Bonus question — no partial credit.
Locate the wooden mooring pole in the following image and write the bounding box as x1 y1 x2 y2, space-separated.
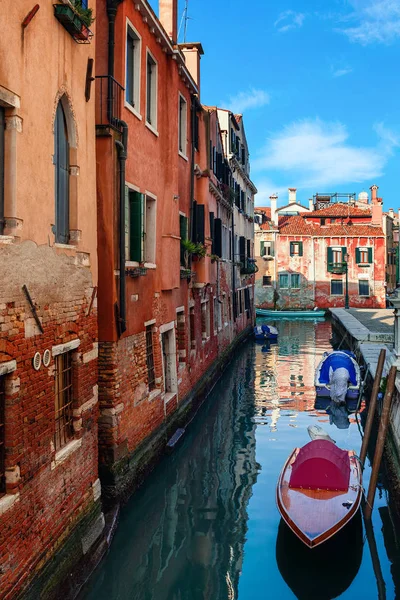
359 349 386 468
364 365 397 520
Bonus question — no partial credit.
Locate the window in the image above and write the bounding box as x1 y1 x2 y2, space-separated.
146 325 156 391
213 297 218 332
146 52 157 129
201 301 210 339
359 280 370 296
176 311 186 363
54 101 69 243
279 274 289 288
178 94 187 156
144 195 156 264
327 247 346 272
125 188 143 262
0 108 4 235
291 274 300 288
321 218 326 225
161 327 177 394
54 352 74 451
356 247 372 264
0 376 5 495
180 214 188 266
189 306 196 349
263 275 272 286
330 219 336 224
126 25 141 110
260 241 274 257
331 280 343 295
290 242 303 256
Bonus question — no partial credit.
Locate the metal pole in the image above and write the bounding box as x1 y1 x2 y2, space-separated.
345 261 349 309
364 365 397 520
359 348 386 468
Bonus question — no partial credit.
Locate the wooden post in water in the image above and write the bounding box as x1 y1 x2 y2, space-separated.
359 349 386 468
364 365 397 520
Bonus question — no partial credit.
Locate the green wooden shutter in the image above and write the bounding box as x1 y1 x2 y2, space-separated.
368 247 373 263
327 247 333 272
180 215 187 266
298 242 303 257
125 186 130 259
239 236 246 264
209 212 215 254
129 191 143 262
195 204 205 244
355 247 360 264
290 242 294 256
260 241 265 256
341 247 347 262
214 218 222 257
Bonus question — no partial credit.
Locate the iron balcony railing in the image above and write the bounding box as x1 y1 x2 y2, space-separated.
327 262 347 274
240 259 258 275
96 75 124 129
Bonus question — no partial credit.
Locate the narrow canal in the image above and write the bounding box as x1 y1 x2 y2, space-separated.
82 319 400 599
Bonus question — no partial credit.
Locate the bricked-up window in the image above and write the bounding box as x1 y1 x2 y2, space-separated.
146 326 156 391
0 376 5 495
176 311 186 363
201 301 210 340
189 306 196 349
54 352 74 451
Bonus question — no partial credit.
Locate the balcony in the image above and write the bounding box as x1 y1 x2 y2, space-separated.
327 262 347 274
53 4 93 43
240 260 258 275
96 75 124 130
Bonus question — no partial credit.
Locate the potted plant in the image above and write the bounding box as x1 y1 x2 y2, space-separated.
181 239 207 259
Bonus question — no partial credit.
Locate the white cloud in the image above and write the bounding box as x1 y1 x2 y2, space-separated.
332 66 353 77
338 0 400 44
252 118 399 194
274 10 305 33
254 180 287 207
224 88 270 114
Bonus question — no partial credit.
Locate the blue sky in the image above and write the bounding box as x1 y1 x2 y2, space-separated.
164 0 400 210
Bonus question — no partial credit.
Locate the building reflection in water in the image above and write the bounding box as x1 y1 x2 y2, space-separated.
83 346 259 600
254 319 332 430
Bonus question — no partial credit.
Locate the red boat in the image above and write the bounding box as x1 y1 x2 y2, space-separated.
276 439 362 548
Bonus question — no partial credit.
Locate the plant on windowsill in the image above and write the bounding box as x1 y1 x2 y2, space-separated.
53 1 94 43
248 216 254 223
181 239 207 259
209 254 220 264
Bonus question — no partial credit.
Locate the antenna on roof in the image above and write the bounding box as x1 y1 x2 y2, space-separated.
178 0 190 43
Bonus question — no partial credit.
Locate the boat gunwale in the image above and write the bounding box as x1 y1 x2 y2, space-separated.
276 447 363 548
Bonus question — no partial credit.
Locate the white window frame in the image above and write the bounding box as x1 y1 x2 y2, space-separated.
144 191 157 268
178 92 188 159
331 247 343 264
125 20 142 120
145 49 158 135
125 182 141 267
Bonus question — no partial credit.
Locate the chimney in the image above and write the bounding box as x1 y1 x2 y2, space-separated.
270 194 278 225
288 188 297 204
309 198 314 211
389 208 394 219
180 43 204 97
370 184 382 226
159 0 178 43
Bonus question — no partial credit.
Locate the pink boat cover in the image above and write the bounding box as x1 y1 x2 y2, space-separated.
289 440 350 491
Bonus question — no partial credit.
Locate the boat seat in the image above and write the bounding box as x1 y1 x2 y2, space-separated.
319 354 357 385
289 440 350 491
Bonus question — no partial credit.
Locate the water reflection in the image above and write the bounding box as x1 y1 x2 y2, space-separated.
83 347 259 600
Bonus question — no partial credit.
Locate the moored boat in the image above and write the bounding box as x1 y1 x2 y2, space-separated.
315 350 361 404
276 438 362 548
256 308 326 319
254 324 279 341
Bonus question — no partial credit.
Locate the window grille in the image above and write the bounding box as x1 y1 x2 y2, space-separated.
146 326 156 390
0 376 5 495
54 352 74 451
331 280 343 295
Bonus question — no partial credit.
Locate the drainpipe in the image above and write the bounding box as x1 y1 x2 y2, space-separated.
189 95 197 247
0 108 4 235
107 0 128 334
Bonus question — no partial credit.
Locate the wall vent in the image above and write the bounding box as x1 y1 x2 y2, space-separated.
43 349 51 368
33 352 41 371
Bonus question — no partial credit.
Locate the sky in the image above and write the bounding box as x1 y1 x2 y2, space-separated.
155 0 400 210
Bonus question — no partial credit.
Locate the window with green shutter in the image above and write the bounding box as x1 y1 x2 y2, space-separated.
291 274 300 288
290 241 303 256
128 190 144 262
260 241 265 256
180 214 188 266
356 247 373 264
279 273 289 288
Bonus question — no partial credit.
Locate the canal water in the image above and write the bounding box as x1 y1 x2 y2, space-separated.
82 319 400 599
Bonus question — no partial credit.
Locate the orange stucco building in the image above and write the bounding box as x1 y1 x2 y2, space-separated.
95 0 256 501
0 2 101 598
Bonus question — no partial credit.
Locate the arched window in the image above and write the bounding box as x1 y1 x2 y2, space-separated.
54 101 69 243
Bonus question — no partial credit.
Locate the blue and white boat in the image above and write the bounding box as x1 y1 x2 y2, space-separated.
254 324 279 341
315 350 361 405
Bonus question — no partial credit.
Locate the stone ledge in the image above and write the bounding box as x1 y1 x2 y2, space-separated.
51 439 82 470
0 360 17 376
52 339 80 357
0 492 20 516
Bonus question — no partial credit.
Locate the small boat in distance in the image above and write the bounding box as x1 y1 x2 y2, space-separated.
276 437 362 548
256 308 326 319
254 324 278 341
315 350 361 405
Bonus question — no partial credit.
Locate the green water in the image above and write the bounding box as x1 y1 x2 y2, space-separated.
82 320 400 599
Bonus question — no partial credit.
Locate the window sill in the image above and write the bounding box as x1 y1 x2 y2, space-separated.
164 392 176 404
145 122 159 137
51 438 82 470
54 243 75 250
0 235 14 245
126 261 140 267
0 492 20 516
357 263 371 267
124 101 142 121
149 389 161 402
178 151 188 162
144 262 156 269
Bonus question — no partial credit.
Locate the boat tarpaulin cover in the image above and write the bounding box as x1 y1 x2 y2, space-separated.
289 440 350 491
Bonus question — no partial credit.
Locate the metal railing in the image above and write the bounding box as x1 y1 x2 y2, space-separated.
240 259 258 275
327 262 347 274
96 75 124 129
